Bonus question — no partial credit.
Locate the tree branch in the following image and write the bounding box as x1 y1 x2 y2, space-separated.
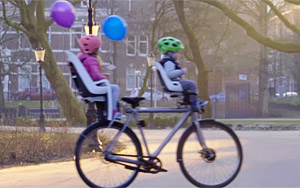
1 0 29 35
198 0 300 53
36 0 46 27
173 0 208 72
286 0 300 5
263 0 300 36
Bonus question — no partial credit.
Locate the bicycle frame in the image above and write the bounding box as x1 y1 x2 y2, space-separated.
105 106 208 165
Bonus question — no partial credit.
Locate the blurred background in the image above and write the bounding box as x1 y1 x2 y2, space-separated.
1 0 300 120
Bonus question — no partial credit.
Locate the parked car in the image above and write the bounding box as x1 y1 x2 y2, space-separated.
129 88 172 101
210 92 226 102
18 87 56 101
275 92 298 97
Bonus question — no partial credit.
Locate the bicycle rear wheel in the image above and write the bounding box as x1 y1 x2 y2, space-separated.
177 120 243 187
75 121 142 188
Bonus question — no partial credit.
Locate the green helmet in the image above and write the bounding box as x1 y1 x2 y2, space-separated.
158 37 184 53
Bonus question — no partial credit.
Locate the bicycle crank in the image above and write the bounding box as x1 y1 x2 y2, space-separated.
139 156 168 174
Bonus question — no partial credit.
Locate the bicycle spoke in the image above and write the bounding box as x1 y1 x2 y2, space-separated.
75 122 142 188
178 121 243 187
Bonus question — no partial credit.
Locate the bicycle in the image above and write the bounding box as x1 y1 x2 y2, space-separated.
74 96 243 188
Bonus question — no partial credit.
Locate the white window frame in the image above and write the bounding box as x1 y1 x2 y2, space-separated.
126 68 136 90
18 33 31 50
129 0 132 11
70 26 83 51
80 0 90 8
99 32 110 53
138 35 148 57
48 27 71 52
18 65 32 91
136 69 146 88
126 35 136 56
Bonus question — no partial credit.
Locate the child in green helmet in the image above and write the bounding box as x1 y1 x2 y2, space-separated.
158 37 208 112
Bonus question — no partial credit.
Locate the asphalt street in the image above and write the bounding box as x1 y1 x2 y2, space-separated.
0 130 300 188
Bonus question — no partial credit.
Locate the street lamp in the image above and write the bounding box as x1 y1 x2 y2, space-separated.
84 24 99 36
147 53 155 127
34 47 46 132
84 0 100 36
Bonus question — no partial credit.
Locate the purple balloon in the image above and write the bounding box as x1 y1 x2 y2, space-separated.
50 0 75 28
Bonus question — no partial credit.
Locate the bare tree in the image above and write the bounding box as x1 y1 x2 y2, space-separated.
0 7 36 107
194 0 300 116
1 0 86 125
197 0 300 52
137 0 172 97
173 0 212 117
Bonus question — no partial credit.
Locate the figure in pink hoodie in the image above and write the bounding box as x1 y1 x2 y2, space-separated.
78 35 122 118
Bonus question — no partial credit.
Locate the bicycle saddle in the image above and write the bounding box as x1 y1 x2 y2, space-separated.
122 97 145 108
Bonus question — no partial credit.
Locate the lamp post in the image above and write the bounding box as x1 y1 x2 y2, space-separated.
147 54 154 127
84 0 99 36
34 47 46 132
8 80 11 101
152 66 157 108
84 0 99 127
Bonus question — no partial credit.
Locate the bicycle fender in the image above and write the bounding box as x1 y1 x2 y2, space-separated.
197 119 216 124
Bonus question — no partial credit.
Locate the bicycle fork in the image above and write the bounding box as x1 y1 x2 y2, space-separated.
193 120 208 149
193 118 218 162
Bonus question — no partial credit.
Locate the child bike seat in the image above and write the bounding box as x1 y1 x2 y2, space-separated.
65 51 113 120
154 62 183 94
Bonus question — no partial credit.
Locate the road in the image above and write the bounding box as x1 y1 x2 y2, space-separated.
0 130 300 188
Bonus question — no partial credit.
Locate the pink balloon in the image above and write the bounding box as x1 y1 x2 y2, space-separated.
50 0 75 28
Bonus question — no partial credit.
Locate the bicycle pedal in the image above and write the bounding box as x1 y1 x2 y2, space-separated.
157 167 168 172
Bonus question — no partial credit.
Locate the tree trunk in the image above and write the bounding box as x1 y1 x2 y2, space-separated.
0 79 5 107
38 34 86 125
0 65 5 107
258 3 269 117
2 0 86 125
196 71 211 118
258 55 270 117
173 0 211 118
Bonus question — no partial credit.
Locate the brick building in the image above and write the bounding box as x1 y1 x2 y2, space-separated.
0 0 153 100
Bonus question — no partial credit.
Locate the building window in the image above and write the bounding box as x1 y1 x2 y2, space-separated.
135 70 146 88
126 35 136 56
40 70 50 89
18 65 31 91
126 68 146 90
100 32 110 53
70 26 83 51
80 0 87 7
51 34 66 50
138 35 148 56
19 33 31 50
126 68 136 90
2 33 19 49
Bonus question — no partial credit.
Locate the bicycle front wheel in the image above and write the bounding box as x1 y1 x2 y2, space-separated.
75 121 143 188
177 120 243 187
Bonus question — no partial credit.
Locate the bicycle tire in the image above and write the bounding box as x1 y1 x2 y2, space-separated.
177 120 243 187
75 121 143 188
